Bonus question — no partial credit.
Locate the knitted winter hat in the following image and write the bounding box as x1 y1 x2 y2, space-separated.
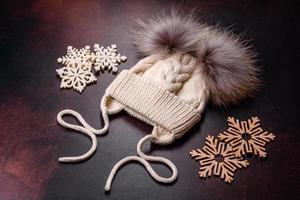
57 11 260 191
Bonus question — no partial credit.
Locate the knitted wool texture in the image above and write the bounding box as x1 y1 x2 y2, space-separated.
105 53 208 144
57 11 260 192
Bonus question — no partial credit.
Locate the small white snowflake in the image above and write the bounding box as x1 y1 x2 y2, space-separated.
57 45 94 69
93 44 127 73
56 62 97 93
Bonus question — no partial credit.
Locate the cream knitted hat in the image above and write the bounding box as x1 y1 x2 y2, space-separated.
57 11 260 191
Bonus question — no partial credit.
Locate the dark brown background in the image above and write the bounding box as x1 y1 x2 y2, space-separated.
0 0 299 199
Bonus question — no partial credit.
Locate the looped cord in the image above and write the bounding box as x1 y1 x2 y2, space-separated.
57 96 109 163
104 134 178 191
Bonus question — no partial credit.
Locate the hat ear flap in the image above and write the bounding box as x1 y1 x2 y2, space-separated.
196 28 261 107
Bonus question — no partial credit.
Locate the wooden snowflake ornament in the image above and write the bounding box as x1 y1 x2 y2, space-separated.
190 135 249 183
218 117 275 158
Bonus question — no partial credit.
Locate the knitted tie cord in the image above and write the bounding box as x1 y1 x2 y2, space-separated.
104 134 178 191
56 10 260 191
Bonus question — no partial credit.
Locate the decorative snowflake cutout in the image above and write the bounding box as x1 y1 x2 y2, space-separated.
56 43 127 92
56 62 97 93
190 135 249 183
57 45 94 68
93 44 127 73
218 117 275 158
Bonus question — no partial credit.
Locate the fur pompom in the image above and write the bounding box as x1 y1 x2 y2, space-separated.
134 11 261 106
196 28 261 106
134 10 203 55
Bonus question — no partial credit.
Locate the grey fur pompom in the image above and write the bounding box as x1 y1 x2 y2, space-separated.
134 10 203 55
134 11 261 106
196 28 261 106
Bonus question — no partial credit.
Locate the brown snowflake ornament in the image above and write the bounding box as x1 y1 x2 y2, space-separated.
218 117 275 158
190 135 249 183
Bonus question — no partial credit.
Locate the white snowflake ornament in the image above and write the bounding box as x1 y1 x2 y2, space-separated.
56 43 127 93
56 62 97 93
93 44 127 73
57 45 94 69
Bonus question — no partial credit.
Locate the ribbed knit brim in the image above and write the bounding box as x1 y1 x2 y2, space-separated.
105 70 201 144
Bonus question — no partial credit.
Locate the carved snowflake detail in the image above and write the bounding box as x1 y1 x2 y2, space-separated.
57 45 94 68
218 117 275 158
56 62 97 93
56 44 127 92
93 44 127 73
190 135 249 183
